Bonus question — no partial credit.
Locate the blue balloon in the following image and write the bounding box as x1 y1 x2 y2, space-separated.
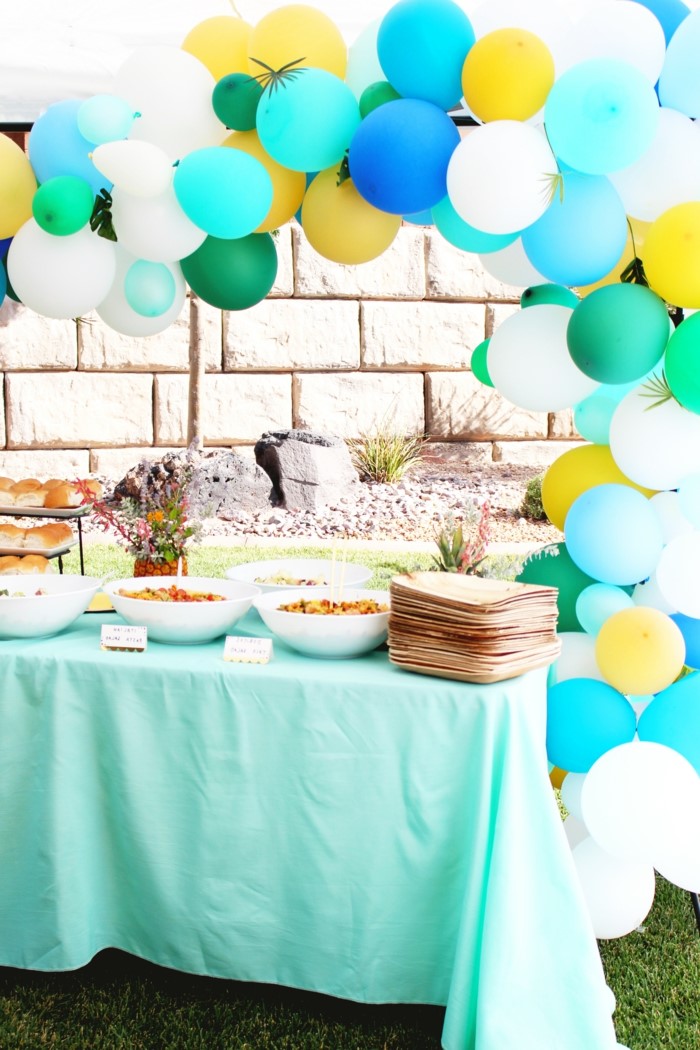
0 259 6 308
638 671 700 773
521 172 627 287
658 7 700 116
0 237 11 259
377 0 475 111
576 584 635 635
403 208 434 226
350 99 460 215
29 99 108 195
632 0 690 45
174 147 272 239
670 613 700 669
124 261 176 318
545 58 659 175
432 196 518 253
564 484 664 586
547 677 637 773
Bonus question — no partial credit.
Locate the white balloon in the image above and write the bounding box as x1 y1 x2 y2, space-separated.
632 573 677 616
488 304 599 411
110 186 207 262
478 238 548 288
550 632 607 684
655 834 700 893
115 46 225 160
609 108 700 222
656 533 700 618
565 1 666 84
581 740 700 864
7 220 116 320
609 385 700 490
91 140 173 198
96 245 186 337
561 770 587 820
446 121 556 235
564 812 589 849
571 836 656 939
470 0 576 75
650 490 696 544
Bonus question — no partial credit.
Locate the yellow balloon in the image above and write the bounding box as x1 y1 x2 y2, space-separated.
577 218 651 296
223 130 305 233
182 16 252 81
0 134 36 239
301 167 401 264
644 202 700 309
248 4 347 80
462 29 555 123
541 445 655 531
595 607 686 696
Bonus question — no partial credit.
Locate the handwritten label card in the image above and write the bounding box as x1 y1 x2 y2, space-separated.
223 635 273 664
100 624 148 652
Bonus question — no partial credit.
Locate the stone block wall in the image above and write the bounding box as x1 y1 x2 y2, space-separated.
0 222 578 480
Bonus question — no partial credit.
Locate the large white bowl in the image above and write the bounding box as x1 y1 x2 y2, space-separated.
103 576 261 645
0 574 102 639
226 558 373 594
254 587 390 659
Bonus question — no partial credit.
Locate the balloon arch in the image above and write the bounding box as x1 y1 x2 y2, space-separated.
2 0 700 939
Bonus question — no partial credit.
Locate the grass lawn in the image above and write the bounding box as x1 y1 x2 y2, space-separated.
2 544 697 1049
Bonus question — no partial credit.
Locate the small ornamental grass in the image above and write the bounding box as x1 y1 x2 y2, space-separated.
347 430 427 484
519 474 547 521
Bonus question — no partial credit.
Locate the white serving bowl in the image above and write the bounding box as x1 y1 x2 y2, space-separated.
226 557 373 594
254 587 390 659
103 576 260 645
0 574 103 639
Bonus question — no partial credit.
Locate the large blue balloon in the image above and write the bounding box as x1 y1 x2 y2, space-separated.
564 484 664 586
638 671 700 773
349 99 460 215
174 147 272 239
432 196 518 253
547 677 637 773
670 613 700 669
544 58 659 175
377 0 475 111
521 172 627 287
29 100 108 195
632 0 690 45
658 7 700 117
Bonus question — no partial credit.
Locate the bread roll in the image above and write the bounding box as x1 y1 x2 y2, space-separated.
0 490 17 506
43 482 83 509
42 478 67 490
0 555 22 574
0 524 26 547
0 477 15 491
10 479 42 494
17 554 53 574
80 478 104 501
12 489 47 508
24 523 73 549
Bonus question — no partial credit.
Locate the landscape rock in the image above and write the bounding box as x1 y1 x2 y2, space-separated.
254 429 360 511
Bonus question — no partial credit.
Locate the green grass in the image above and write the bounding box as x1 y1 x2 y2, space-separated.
8 543 699 1048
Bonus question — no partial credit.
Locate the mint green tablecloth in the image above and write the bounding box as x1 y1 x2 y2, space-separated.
0 613 617 1050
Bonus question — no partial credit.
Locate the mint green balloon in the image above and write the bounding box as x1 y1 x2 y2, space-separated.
124 261 176 318
471 339 493 387
521 284 579 309
32 176 94 236
666 311 700 414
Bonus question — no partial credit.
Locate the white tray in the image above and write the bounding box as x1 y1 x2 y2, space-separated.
0 505 91 518
0 538 78 559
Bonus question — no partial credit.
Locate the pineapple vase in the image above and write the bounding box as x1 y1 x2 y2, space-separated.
133 558 188 578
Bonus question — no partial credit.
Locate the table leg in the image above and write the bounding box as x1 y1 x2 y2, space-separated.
77 517 85 575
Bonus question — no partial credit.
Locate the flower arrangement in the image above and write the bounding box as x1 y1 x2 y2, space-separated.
432 499 491 574
75 468 202 570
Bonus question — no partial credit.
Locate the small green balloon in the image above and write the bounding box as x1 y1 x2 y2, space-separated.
181 233 278 311
521 284 579 309
665 311 700 414
471 339 494 387
32 175 94 236
212 73 264 131
516 543 595 633
566 282 669 384
359 80 402 118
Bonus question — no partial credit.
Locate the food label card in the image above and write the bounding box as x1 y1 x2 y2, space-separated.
223 635 273 664
100 624 148 652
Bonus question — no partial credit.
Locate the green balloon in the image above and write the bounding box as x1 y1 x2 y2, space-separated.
521 284 580 309
516 543 595 633
471 339 494 387
181 233 278 311
212 74 264 131
359 81 402 118
566 283 669 384
32 175 94 236
665 311 700 414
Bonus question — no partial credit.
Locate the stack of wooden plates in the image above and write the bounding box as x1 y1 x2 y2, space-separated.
388 572 561 684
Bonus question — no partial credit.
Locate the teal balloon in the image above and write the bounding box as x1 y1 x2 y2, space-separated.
516 543 596 633
573 391 618 444
567 283 670 384
29 99 107 195
0 259 6 307
638 671 700 774
77 94 135 144
212 74 263 131
432 196 518 253
256 69 360 173
665 311 700 413
547 677 637 772
521 172 627 287
124 261 177 318
32 176 94 236
575 583 634 635
403 208 434 226
181 233 277 311
377 0 475 111
173 146 272 239
471 340 493 387
544 58 659 175
521 284 579 310
359 80 401 118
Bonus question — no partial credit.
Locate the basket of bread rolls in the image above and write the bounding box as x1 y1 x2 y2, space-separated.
0 521 75 554
0 477 103 510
